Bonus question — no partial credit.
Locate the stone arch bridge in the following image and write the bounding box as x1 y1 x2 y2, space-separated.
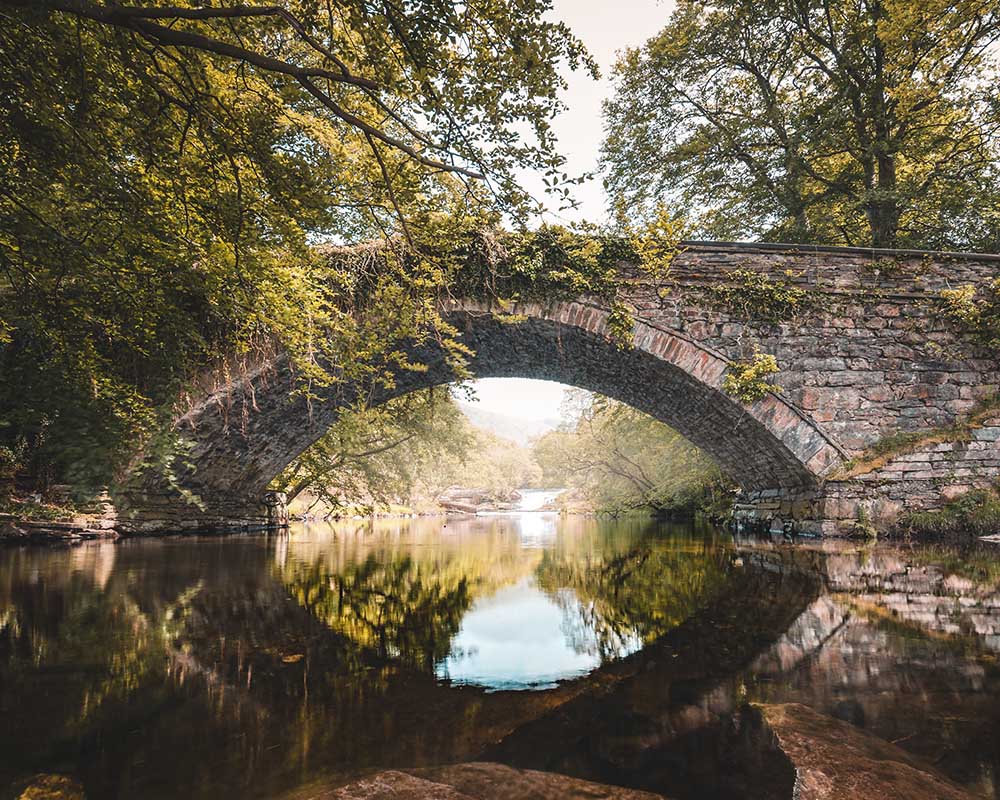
120 242 1000 535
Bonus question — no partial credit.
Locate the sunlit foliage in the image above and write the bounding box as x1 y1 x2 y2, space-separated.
0 0 592 493
533 391 731 514
603 0 1000 248
937 280 1000 352
272 387 472 515
271 387 542 516
722 350 781 403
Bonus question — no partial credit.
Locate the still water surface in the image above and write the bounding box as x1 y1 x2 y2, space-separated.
2 511 1000 798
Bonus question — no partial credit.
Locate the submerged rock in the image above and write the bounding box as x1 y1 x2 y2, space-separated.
756 703 977 800
15 774 86 800
410 763 664 799
288 762 666 799
321 770 470 799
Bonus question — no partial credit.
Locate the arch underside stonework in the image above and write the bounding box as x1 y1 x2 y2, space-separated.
117 300 847 533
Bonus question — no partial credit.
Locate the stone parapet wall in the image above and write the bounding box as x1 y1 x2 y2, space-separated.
671 241 1000 289
628 244 1000 454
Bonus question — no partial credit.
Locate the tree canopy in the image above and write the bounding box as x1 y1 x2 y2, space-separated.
533 391 731 515
272 387 470 515
273 386 544 518
0 0 593 492
603 0 1000 249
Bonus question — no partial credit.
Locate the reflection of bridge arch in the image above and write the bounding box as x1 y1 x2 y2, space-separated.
262 518 823 771
120 242 1000 533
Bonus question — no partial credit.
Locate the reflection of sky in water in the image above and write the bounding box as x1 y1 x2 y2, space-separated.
471 509 558 547
436 576 642 690
476 491 564 548
513 511 559 548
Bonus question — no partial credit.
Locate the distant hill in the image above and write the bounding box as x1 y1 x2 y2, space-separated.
456 401 560 446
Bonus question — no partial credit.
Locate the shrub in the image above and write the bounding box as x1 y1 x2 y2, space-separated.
898 486 1000 537
706 268 813 323
722 351 781 403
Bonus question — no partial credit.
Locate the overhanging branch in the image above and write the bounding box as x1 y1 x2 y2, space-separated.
31 0 487 181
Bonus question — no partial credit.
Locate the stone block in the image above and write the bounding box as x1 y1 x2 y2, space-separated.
826 371 887 387
863 386 895 402
802 357 847 370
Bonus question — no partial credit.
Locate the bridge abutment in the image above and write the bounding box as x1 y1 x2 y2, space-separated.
115 489 281 534
732 411 1000 534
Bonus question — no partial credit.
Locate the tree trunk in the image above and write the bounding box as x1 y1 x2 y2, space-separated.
867 152 899 248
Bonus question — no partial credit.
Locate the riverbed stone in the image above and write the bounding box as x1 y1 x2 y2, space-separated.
321 771 472 799
410 763 665 799
15 775 86 800
291 764 667 800
756 703 977 800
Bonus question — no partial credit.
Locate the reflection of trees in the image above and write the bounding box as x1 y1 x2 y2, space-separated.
1 585 198 716
279 519 544 672
282 516 736 671
284 555 472 671
0 520 743 799
0 536 569 799
536 531 733 661
0 565 201 791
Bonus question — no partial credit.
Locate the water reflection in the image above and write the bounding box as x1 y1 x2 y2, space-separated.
275 515 732 685
438 577 640 690
1 520 1000 799
510 510 558 548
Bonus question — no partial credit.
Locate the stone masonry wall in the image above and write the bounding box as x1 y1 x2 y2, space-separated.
629 243 1000 452
626 243 1000 533
818 416 1000 529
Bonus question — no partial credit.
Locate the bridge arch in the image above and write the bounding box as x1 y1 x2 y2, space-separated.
119 298 847 532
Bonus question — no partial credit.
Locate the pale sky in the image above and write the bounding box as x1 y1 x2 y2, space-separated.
462 377 568 422
521 0 675 226
469 0 673 424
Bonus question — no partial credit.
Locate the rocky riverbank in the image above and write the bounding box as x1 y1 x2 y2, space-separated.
0 517 116 543
0 490 117 543
436 487 526 514
273 703 976 800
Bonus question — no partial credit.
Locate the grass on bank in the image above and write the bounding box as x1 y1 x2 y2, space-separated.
0 493 79 522
896 485 1000 538
831 395 1000 480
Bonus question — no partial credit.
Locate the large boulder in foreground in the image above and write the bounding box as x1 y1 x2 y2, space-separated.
756 703 976 800
283 705 977 800
288 762 665 799
408 763 662 799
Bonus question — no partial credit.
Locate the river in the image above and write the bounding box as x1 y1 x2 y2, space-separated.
2 512 1000 798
